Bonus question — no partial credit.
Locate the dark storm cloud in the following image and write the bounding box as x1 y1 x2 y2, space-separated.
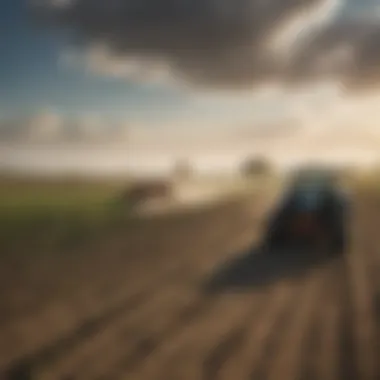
31 0 380 90
286 17 380 89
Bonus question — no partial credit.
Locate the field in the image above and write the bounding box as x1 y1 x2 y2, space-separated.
0 176 379 380
0 176 133 253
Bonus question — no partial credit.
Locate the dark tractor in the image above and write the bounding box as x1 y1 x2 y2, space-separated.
263 168 350 255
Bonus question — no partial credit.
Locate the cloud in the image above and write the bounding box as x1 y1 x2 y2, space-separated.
286 17 380 88
74 115 131 142
0 110 132 145
35 0 380 91
0 120 24 142
25 109 63 142
76 114 106 140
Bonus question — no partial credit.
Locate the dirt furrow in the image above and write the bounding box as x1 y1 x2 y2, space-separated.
262 265 329 380
117 294 261 380
347 209 377 380
1 201 260 379
216 278 301 380
0 201 255 375
88 242 262 378
34 287 201 380
313 262 344 380
201 294 267 380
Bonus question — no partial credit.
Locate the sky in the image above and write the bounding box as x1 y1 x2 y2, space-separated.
2 0 380 175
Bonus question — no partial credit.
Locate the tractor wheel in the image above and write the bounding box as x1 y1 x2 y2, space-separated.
329 224 346 256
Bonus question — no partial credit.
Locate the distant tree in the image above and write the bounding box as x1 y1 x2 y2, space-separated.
173 159 193 181
240 156 272 178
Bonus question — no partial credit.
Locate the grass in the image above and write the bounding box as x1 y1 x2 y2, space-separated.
0 176 133 252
